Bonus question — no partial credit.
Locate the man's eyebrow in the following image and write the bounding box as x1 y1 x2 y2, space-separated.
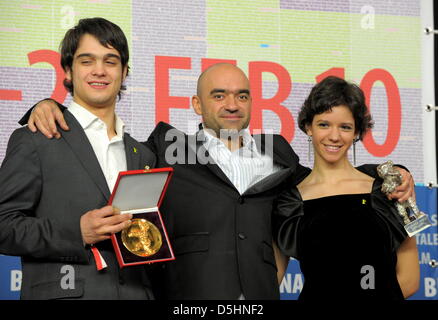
104 53 121 60
209 88 250 95
75 53 94 59
75 53 121 60
210 88 226 95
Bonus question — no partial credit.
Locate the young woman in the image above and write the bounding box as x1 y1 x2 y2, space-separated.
274 76 419 300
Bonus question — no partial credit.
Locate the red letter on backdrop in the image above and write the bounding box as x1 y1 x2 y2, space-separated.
201 58 236 71
248 61 294 142
155 56 191 124
360 68 401 157
28 50 67 103
0 89 22 101
316 67 345 83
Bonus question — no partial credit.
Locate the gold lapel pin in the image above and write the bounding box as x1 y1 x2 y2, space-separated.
133 147 138 153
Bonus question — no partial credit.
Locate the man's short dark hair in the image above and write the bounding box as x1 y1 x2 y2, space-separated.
60 17 129 97
298 76 374 140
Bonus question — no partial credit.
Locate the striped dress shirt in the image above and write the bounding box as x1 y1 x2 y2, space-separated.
202 126 283 195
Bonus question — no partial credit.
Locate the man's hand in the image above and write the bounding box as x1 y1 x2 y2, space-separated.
80 206 132 245
28 99 69 139
387 167 415 203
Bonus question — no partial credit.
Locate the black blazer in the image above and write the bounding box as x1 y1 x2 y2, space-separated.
1 109 156 299
145 122 309 300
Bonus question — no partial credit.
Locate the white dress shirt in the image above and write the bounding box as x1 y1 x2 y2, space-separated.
68 101 127 192
202 126 283 194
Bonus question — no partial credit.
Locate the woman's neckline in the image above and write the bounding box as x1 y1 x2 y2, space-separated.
302 192 371 202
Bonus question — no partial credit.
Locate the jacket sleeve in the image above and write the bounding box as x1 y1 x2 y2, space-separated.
143 121 173 154
143 121 185 159
18 98 66 126
292 163 311 185
0 129 88 262
143 125 160 155
370 180 408 252
356 163 410 178
272 186 305 259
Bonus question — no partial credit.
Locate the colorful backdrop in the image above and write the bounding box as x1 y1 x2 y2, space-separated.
0 0 436 300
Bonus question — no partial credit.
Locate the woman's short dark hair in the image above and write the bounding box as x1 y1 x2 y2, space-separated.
297 76 373 140
60 17 129 97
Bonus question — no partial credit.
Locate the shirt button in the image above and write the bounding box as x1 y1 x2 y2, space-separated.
238 233 246 240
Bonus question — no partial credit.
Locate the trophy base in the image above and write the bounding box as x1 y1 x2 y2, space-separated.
404 213 432 237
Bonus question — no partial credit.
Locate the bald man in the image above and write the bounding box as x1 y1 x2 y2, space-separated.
20 63 414 300
147 64 306 300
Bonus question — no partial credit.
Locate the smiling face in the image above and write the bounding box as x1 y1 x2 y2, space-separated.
306 105 356 165
192 64 252 137
65 33 127 111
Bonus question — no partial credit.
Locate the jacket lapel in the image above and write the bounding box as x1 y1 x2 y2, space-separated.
62 111 111 201
243 168 292 195
188 129 297 194
124 133 141 170
242 134 296 195
188 131 236 190
253 134 297 169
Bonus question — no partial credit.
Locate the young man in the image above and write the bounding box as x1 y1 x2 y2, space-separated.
20 64 414 300
0 18 155 299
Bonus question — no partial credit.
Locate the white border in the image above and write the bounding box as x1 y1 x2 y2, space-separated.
421 0 437 186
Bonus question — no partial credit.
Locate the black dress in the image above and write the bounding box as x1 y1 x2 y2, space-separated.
273 179 408 301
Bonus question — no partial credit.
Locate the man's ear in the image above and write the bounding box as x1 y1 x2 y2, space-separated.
65 68 72 81
122 65 128 81
192 95 202 116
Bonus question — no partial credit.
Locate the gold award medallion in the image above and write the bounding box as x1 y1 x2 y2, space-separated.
121 218 162 257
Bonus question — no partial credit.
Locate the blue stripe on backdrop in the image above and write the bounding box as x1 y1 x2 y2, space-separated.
408 186 438 300
0 255 21 300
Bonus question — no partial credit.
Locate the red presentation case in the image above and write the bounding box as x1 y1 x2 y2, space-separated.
109 167 175 268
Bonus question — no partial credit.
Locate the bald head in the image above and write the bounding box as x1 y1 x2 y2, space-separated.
196 63 250 97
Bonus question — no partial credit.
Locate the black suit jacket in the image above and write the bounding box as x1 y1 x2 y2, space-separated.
0 109 156 299
145 122 310 300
